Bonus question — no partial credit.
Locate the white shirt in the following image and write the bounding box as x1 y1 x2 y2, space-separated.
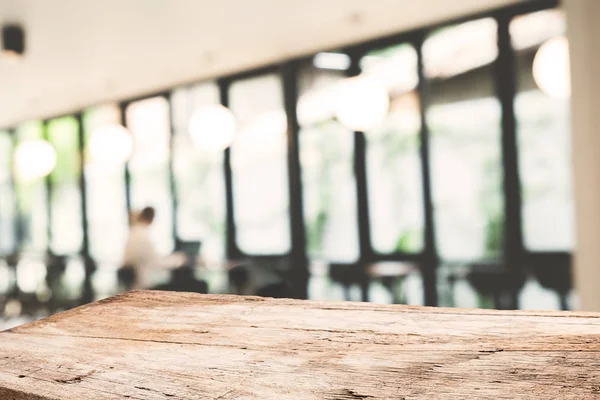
122 223 160 289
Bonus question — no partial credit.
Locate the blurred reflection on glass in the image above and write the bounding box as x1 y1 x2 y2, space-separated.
0 259 14 294
15 121 48 253
91 263 119 300
47 117 83 255
126 97 174 255
229 74 291 254
60 257 85 300
511 10 574 251
16 259 46 293
0 131 16 255
424 18 504 260
360 44 424 254
298 60 359 261
171 83 226 262
83 105 129 264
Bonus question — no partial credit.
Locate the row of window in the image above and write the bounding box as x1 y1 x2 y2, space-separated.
0 7 572 270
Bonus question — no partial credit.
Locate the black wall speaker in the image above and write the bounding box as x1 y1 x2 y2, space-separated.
2 24 25 56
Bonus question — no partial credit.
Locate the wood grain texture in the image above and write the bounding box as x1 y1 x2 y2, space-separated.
1 290 600 399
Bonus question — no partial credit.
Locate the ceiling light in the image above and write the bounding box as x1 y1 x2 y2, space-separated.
88 124 134 165
533 36 570 99
14 139 57 181
188 105 236 152
334 77 389 132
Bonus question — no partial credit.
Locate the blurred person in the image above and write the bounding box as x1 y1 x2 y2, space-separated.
120 206 185 290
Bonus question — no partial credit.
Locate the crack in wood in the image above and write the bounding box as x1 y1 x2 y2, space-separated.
134 385 177 397
54 369 96 384
212 376 249 399
480 348 505 353
213 387 238 399
326 388 377 399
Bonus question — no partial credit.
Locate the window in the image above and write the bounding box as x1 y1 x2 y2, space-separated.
360 44 424 254
0 131 16 255
229 74 291 254
83 105 129 263
15 121 48 254
298 59 359 261
511 10 573 251
424 19 504 261
127 97 174 255
171 83 226 262
47 116 83 255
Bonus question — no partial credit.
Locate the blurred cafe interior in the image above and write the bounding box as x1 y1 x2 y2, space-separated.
2 0 600 328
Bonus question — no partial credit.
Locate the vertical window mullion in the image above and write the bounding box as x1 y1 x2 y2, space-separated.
495 13 524 309
282 62 309 299
219 80 241 260
416 34 439 307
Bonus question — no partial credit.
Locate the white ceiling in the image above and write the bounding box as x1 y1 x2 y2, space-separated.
0 0 527 128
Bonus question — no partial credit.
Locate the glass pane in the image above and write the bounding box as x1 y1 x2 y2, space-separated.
510 10 574 251
424 18 504 261
0 131 16 255
91 263 119 300
229 74 291 254
126 97 174 255
47 117 83 255
360 44 424 254
172 83 226 262
297 61 359 262
15 121 48 254
83 105 128 263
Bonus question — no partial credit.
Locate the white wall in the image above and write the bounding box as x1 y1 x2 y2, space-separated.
566 0 600 311
0 0 525 128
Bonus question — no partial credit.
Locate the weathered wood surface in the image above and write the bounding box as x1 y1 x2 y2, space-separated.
1 291 600 399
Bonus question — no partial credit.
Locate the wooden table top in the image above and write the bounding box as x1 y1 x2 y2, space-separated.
1 290 600 399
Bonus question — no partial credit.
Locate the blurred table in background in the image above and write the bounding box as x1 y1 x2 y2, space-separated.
329 261 416 302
